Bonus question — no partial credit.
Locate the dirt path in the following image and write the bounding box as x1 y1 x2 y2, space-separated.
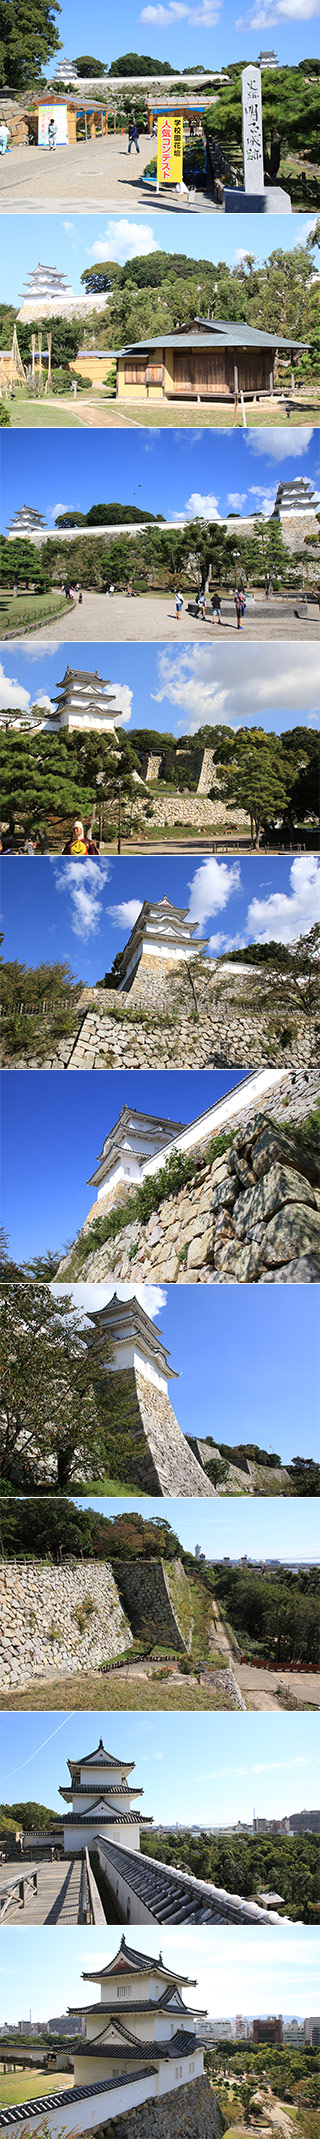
22 590 320 645
0 139 210 213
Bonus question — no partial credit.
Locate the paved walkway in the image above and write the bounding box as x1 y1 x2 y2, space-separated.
0 1855 86 1924
0 139 212 213
22 591 320 644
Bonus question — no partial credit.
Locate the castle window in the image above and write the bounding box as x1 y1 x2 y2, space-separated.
124 363 146 384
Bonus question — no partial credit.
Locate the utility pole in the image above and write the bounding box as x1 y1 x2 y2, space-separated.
117 780 122 855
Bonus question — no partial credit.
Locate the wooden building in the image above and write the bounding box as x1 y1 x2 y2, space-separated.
113 314 308 405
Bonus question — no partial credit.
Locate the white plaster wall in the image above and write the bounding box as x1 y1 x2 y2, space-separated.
105 1338 168 1393
140 1068 283 1181
3 2070 157 2139
65 1819 141 1855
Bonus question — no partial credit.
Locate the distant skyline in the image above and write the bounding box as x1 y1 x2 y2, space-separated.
1 429 318 535
73 1493 320 1562
52 1281 318 1461
3 854 319 973
1 1067 249 1261
1 1710 319 1826
3 210 316 308
1 641 319 735
1 1924 319 2027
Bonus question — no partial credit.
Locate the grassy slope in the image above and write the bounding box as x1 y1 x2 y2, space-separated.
1 1670 233 1711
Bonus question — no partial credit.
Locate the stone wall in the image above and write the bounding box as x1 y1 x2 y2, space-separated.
278 511 319 554
115 1557 193 1652
0 1561 132 1692
60 1070 320 1288
18 957 317 1074
93 1365 215 1496
197 749 220 796
189 1437 291 1496
101 2074 224 2139
132 792 248 831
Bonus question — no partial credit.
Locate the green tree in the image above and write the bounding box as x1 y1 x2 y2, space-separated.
0 1279 110 1489
210 727 290 847
0 0 61 91
73 53 107 74
108 50 175 75
0 957 83 1062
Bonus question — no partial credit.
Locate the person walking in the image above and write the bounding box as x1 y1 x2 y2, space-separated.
128 119 139 154
234 587 243 631
197 590 206 621
48 117 58 150
175 590 184 620
0 120 10 154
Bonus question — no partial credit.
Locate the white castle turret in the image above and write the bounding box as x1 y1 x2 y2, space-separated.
18 260 108 322
7 504 48 541
59 1737 152 1857
50 664 127 734
115 896 208 994
88 1104 184 1209
84 1291 218 1497
70 1936 206 2094
86 1292 178 1395
273 477 318 517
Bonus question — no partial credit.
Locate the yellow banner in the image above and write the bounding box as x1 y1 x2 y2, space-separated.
157 113 183 184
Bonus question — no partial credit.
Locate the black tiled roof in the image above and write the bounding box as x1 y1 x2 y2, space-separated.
94 1837 279 1923
0 2070 156 2125
82 1933 197 1985
75 2029 200 2062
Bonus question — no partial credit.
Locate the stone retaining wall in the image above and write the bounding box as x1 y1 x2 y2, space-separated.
115 1557 192 1652
60 1071 320 1288
133 1369 216 1496
132 792 248 830
190 1436 291 1496
0 1561 132 1692
16 960 317 1074
101 2074 224 2139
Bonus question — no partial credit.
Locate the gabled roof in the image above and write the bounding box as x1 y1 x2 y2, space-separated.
70 1988 205 2018
113 313 308 357
81 1934 198 1986
67 1738 135 1774
86 1291 178 1379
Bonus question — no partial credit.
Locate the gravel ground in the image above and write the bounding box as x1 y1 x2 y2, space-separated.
0 138 211 212
20 591 320 644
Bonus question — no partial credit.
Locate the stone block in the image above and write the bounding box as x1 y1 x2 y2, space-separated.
262 1202 320 1269
224 186 292 212
260 1253 320 1282
187 1227 213 1269
233 1161 317 1240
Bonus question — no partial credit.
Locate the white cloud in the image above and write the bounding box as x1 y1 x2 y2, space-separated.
87 218 159 264
141 0 220 18
154 643 320 733
109 681 133 725
107 899 142 931
248 426 314 461
188 857 241 933
246 854 320 947
53 859 112 940
170 491 220 525
52 1281 167 1320
63 219 76 233
0 663 31 714
237 0 319 23
227 492 247 511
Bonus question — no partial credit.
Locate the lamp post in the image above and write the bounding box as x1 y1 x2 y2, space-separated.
233 547 240 588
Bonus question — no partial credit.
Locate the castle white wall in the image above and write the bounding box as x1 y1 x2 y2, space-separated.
72 2050 203 2094
104 1337 168 1394
139 1068 283 1181
64 1819 141 1855
2 2070 158 2139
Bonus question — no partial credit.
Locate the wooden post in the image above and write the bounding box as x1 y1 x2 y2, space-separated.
38 329 42 383
269 366 273 395
233 357 238 394
31 333 36 382
47 332 52 386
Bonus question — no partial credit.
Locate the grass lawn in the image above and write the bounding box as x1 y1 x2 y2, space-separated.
0 591 70 634
1 1669 233 1711
71 1476 147 1496
8 392 85 428
0 2073 74 2107
111 395 320 430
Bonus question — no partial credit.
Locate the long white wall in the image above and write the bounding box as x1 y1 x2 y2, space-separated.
139 1069 284 1181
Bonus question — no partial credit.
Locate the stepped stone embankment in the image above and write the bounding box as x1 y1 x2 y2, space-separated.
100 2074 224 2139
0 1561 132 1692
58 1071 320 1289
102 1367 216 1496
186 1436 291 1495
5 954 317 1073
116 1557 193 1653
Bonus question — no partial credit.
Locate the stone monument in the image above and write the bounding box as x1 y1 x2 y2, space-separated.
224 63 291 213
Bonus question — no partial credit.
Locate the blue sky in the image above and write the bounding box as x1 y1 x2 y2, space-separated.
3 854 319 976
1 1924 319 2028
3 210 315 308
49 1281 319 1460
1 641 319 734
72 1493 320 1559
45 0 320 76
1 1067 247 1260
1 1710 319 1825
1 428 318 533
